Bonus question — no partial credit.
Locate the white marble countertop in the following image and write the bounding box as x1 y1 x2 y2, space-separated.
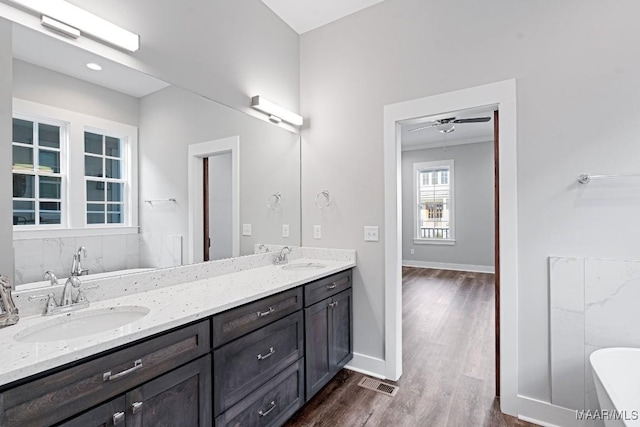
0 256 355 387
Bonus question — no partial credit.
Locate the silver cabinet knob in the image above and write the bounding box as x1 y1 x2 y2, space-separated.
113 411 125 425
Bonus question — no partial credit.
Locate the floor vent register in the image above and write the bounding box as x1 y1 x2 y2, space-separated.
357 377 399 397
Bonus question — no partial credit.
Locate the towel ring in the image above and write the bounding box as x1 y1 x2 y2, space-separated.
267 192 282 210
315 190 332 209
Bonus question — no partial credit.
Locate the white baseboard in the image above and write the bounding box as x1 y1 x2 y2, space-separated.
345 353 386 379
402 259 495 274
518 395 585 427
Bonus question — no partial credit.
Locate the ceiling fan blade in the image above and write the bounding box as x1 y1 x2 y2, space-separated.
452 117 491 124
408 122 440 132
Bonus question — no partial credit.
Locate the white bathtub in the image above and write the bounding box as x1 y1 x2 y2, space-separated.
590 348 640 427
19 268 155 291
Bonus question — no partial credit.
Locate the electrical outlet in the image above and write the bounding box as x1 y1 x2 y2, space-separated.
410 249 415 255
364 226 379 242
242 224 252 236
313 225 322 239
282 224 290 238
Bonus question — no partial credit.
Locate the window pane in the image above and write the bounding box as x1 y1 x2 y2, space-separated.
39 149 61 173
417 166 451 239
105 137 121 158
107 183 123 202
87 203 105 224
85 132 103 155
13 201 35 225
39 123 60 149
40 176 62 199
105 158 121 179
107 204 123 224
13 118 33 145
85 155 103 177
87 181 105 202
13 174 34 198
40 202 61 224
13 146 34 171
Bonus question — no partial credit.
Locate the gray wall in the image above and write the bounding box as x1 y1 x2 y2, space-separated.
12 60 139 125
300 0 640 404
0 19 13 280
401 142 494 268
208 153 233 260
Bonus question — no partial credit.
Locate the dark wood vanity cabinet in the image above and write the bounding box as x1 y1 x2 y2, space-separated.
0 320 211 427
57 355 212 427
304 270 353 401
0 268 353 427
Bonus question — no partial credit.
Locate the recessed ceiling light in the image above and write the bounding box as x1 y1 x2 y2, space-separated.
86 62 102 71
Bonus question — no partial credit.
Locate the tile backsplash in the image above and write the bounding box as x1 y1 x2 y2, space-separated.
13 233 183 286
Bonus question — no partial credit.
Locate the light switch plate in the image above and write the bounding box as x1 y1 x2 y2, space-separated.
364 226 379 242
282 224 290 238
242 224 252 236
313 225 322 239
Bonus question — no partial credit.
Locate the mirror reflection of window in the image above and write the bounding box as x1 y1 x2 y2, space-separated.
84 131 126 225
12 116 63 226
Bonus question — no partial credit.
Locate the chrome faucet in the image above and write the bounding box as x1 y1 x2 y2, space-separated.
274 246 291 265
71 247 89 276
44 270 58 286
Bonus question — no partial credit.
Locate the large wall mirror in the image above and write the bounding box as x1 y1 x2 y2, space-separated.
8 20 301 290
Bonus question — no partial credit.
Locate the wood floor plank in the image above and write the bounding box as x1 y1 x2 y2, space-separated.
285 267 538 427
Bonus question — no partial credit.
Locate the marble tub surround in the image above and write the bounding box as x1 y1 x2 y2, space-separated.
139 234 182 268
0 248 355 386
549 256 640 425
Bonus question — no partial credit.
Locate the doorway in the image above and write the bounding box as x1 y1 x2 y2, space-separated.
383 79 518 415
188 136 240 264
399 106 499 392
203 152 233 261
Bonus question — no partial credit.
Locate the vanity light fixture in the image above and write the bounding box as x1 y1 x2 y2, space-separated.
86 62 102 71
40 15 79 39
251 96 303 126
8 0 140 52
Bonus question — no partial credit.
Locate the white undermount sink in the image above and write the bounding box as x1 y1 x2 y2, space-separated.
281 262 327 271
14 306 150 343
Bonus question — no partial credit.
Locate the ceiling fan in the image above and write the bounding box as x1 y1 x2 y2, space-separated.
408 116 491 133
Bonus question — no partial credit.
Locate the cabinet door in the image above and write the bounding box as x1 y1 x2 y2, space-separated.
127 355 212 427
56 397 126 427
304 299 331 401
330 288 353 371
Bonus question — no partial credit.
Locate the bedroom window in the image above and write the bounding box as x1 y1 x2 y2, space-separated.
414 160 455 244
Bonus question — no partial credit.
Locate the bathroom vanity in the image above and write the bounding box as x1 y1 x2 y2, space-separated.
0 251 354 427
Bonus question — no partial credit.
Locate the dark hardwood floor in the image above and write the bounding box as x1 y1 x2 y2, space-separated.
286 267 537 427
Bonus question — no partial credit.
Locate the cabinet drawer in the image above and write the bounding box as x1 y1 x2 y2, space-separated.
304 269 352 307
213 311 304 416
212 287 302 348
215 359 304 427
1 320 210 427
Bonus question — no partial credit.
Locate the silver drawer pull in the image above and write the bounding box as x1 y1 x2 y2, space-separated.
326 284 337 289
257 307 275 317
257 347 276 360
329 301 339 308
103 359 143 382
132 401 143 414
113 412 125 425
258 400 277 417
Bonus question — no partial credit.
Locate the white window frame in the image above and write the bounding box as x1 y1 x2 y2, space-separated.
12 98 138 238
413 159 455 245
12 112 69 230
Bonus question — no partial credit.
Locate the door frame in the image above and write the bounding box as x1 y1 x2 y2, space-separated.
188 136 240 264
382 79 518 416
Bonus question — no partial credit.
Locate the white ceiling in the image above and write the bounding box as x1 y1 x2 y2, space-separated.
261 0 385 34
400 106 496 151
12 23 169 98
